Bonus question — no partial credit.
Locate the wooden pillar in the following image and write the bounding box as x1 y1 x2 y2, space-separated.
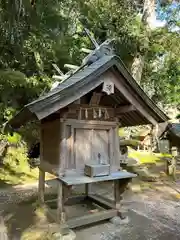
38 168 45 205
114 180 121 209
115 124 121 170
166 143 177 181
114 179 130 219
166 140 172 175
60 122 67 173
38 124 45 205
57 181 66 224
154 124 160 152
85 183 89 196
171 146 177 181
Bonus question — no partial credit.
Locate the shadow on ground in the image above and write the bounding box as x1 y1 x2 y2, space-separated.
3 204 35 240
1 179 180 239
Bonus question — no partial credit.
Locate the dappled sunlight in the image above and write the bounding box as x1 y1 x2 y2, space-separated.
3 200 71 240
0 146 39 187
128 147 166 164
3 201 57 239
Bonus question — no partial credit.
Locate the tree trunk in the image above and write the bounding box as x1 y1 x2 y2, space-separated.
131 0 155 83
131 54 145 83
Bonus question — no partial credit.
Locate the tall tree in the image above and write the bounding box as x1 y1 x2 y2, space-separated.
131 0 155 82
0 0 179 126
141 2 180 105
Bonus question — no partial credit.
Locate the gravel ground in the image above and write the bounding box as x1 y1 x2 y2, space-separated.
0 180 56 210
76 210 180 240
1 179 180 239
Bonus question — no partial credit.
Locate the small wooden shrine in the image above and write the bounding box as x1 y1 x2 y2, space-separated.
6 35 169 230
158 122 180 151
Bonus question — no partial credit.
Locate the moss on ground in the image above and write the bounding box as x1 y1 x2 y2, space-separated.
128 147 172 164
0 146 39 187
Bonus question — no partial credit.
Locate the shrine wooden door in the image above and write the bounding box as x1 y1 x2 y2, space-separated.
74 128 110 172
74 129 92 172
91 129 109 165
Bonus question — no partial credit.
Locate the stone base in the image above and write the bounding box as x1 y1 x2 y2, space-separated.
110 216 129 226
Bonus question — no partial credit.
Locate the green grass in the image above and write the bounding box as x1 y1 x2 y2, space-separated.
120 139 140 147
128 147 172 164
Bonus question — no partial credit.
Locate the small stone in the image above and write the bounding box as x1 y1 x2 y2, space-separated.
53 230 76 240
127 157 139 166
53 232 62 239
110 216 129 226
110 216 121 226
120 216 129 224
130 184 141 192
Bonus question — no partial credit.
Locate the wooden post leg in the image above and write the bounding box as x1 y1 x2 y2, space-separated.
114 179 130 219
114 180 121 210
172 147 177 181
38 168 45 205
57 181 66 224
85 183 89 196
171 156 177 181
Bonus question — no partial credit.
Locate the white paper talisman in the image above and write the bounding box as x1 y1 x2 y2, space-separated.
102 80 114 95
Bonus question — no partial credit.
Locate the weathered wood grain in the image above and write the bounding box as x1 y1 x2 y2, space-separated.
89 92 102 105
41 119 60 165
88 194 114 209
109 70 158 125
61 118 118 126
38 168 45 204
57 181 66 224
58 171 136 186
67 209 117 228
91 129 109 165
75 128 92 171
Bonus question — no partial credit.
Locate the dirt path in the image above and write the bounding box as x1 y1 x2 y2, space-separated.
76 181 180 240
0 179 57 210
1 179 180 239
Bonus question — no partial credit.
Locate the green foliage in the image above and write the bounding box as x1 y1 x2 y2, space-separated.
0 0 179 119
0 146 39 186
0 1 179 177
141 25 180 104
77 0 144 66
19 122 40 147
7 133 22 144
0 70 50 125
137 2 180 105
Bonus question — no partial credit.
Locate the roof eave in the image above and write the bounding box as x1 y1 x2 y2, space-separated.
112 56 169 123
4 107 37 131
5 54 169 130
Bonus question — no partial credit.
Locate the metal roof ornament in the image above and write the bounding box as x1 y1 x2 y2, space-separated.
82 38 116 66
80 23 115 66
51 25 116 91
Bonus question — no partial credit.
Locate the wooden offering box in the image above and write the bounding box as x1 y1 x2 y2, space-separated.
84 163 110 177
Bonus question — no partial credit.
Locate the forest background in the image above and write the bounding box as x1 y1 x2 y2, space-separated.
0 0 179 184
